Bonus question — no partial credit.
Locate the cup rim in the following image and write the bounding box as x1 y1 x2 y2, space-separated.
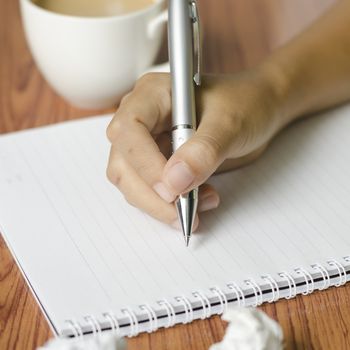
22 0 166 22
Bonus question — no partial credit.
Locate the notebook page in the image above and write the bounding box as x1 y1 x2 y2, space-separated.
1 105 350 334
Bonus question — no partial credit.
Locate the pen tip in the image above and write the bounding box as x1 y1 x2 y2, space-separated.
185 235 191 247
176 192 198 248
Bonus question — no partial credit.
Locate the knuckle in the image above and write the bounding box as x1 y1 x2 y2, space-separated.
106 118 124 142
141 78 171 104
134 161 149 176
106 164 122 187
106 156 126 187
134 74 171 120
137 73 170 96
124 195 137 208
119 92 132 107
137 72 158 86
154 87 171 116
106 166 118 187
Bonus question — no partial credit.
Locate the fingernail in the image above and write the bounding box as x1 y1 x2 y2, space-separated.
198 195 220 212
165 161 195 193
153 182 176 203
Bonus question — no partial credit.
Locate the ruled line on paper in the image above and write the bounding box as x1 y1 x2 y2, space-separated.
260 129 347 251
12 137 113 302
1 106 350 330
40 131 159 294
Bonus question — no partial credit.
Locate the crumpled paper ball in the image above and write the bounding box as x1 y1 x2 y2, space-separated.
37 333 126 350
210 308 283 350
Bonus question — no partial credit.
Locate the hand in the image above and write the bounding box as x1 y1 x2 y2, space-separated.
106 68 285 230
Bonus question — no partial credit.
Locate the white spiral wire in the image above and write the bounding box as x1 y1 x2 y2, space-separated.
295 267 315 295
121 308 139 337
311 263 330 290
210 287 228 314
279 271 297 299
84 315 101 336
140 304 158 333
244 279 263 306
226 282 246 307
262 275 280 302
176 296 194 324
343 256 350 263
157 299 176 328
102 312 120 335
65 320 83 339
193 291 211 319
62 255 350 338
328 259 347 286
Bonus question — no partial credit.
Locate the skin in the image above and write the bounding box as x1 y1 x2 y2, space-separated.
106 0 350 230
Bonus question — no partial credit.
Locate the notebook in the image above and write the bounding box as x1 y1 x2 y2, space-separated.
1 104 350 338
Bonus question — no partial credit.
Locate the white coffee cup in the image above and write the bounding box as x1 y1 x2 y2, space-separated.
20 0 168 109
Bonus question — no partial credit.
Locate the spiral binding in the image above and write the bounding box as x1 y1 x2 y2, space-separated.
193 290 211 319
121 308 139 337
227 281 246 306
245 279 263 307
328 259 347 287
84 315 102 336
140 304 158 333
311 263 330 290
103 312 120 335
65 319 83 339
295 267 315 295
61 258 348 338
210 287 228 314
278 271 297 299
262 275 280 302
157 299 176 328
176 296 194 324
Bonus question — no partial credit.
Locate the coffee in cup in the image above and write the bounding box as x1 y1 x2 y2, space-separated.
34 0 157 17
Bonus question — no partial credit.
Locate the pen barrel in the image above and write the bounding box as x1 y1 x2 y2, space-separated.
168 0 197 128
172 127 195 151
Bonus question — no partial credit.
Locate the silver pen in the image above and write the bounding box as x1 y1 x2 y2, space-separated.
168 0 201 246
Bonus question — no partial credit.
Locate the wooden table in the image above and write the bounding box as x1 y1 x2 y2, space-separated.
1 0 350 349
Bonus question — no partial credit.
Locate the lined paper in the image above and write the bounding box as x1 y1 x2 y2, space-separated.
1 104 350 334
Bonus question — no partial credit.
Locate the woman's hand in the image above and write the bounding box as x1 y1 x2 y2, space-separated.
105 0 350 230
106 68 286 230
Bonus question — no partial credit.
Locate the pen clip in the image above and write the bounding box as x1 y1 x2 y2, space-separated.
189 0 201 86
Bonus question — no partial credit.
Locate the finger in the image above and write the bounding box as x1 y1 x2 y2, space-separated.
155 132 172 159
106 150 178 225
107 73 176 202
109 122 175 203
107 73 172 140
198 184 220 213
160 111 240 196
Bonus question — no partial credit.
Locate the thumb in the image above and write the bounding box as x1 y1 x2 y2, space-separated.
162 124 232 195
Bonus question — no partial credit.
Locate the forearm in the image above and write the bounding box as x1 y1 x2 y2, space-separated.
262 0 350 127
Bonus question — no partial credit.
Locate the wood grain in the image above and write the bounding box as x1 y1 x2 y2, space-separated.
1 0 349 349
